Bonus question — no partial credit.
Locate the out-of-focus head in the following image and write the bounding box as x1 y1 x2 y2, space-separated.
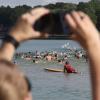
65 61 69 64
0 60 32 100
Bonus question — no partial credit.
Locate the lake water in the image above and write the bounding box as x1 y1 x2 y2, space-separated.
16 40 91 100
17 40 81 52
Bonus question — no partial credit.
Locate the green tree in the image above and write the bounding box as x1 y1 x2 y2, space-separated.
77 2 97 24
91 0 100 30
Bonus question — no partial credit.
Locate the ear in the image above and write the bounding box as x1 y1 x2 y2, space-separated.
24 92 32 100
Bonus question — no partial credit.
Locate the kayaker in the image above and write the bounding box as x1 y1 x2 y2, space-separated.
64 61 77 73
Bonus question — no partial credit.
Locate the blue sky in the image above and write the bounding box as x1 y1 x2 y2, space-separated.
0 0 90 7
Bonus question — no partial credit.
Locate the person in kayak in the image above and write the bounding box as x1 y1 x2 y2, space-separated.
64 61 77 73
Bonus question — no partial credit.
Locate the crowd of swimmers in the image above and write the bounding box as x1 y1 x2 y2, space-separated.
0 7 99 100
14 49 88 64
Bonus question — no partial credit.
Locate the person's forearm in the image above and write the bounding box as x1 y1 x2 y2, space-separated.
87 40 100 100
0 42 15 61
0 29 22 61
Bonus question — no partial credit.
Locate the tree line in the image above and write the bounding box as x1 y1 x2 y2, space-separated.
0 0 100 33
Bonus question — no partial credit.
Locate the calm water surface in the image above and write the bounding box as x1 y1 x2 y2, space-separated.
16 40 91 100
17 40 81 52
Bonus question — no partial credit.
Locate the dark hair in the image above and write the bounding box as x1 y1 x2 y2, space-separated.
65 61 69 64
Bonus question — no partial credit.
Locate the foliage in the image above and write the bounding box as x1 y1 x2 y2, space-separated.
0 1 100 30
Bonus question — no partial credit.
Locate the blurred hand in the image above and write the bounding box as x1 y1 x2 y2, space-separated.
9 7 49 42
65 11 100 49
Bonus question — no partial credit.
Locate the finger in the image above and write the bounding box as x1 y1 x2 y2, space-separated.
71 11 85 28
29 7 50 23
20 8 50 25
30 7 49 15
21 13 33 24
65 14 77 31
78 11 94 26
78 11 91 21
70 34 80 41
77 11 87 19
65 14 81 41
